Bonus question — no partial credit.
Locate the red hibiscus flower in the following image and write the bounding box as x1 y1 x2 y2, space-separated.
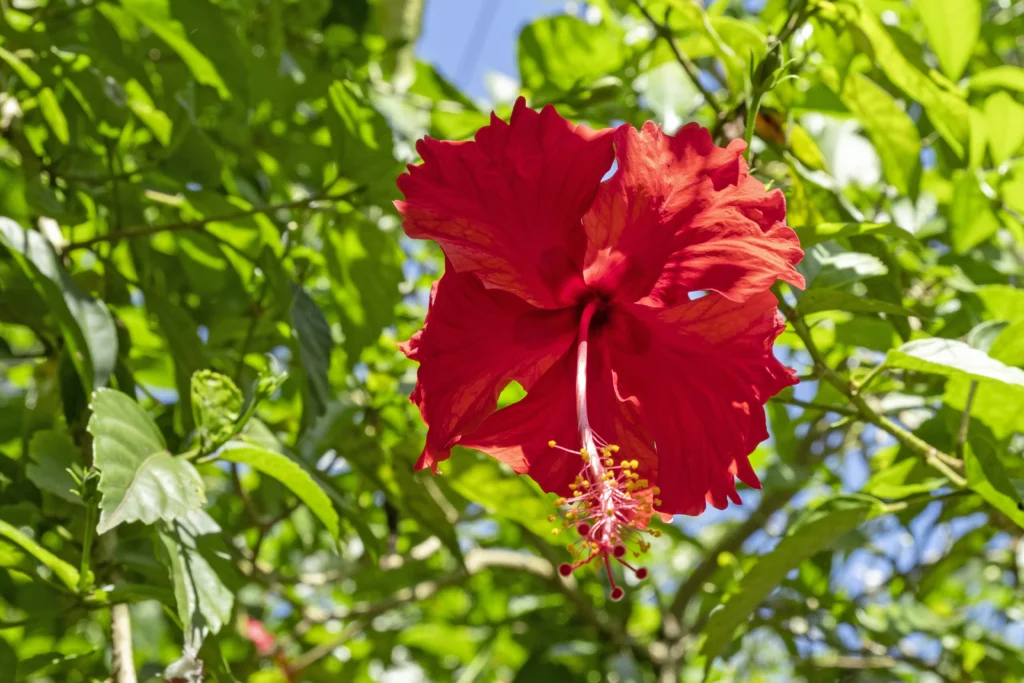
244 615 277 655
396 98 803 597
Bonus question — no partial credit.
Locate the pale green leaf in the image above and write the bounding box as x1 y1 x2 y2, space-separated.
984 92 1024 166
887 338 1024 387
914 0 980 80
89 389 205 534
37 87 69 145
160 523 234 646
969 66 1024 93
949 172 1000 253
0 46 41 88
849 2 970 157
841 74 920 194
124 79 172 146
800 243 888 289
519 15 626 94
217 442 340 539
0 518 79 591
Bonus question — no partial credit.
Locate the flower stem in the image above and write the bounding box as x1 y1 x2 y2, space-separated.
78 502 97 594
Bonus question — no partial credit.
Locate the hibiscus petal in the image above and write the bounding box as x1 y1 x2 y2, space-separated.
581 121 804 305
462 332 657 496
607 291 797 515
397 97 615 308
402 265 577 472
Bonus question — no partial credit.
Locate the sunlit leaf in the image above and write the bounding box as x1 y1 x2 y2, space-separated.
89 389 205 534
217 442 340 539
914 0 980 80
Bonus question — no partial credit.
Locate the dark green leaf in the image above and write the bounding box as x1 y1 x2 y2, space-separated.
27 430 83 505
290 285 333 420
0 218 118 391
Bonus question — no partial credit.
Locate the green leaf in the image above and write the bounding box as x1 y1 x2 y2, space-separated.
969 66 1024 93
124 79 172 146
792 222 913 248
27 430 83 504
326 80 398 202
323 216 403 364
699 496 882 662
966 320 1010 353
848 1 970 157
217 442 340 539
965 435 1024 530
886 338 1024 388
0 218 118 391
445 453 556 540
159 522 234 646
191 370 243 450
800 243 888 289
914 0 980 80
983 92 1024 166
949 172 1000 253
519 15 626 95
88 389 205 534
0 518 80 591
796 289 914 317
290 285 333 420
945 320 1024 439
840 74 920 195
37 88 69 145
0 46 41 88
111 0 230 99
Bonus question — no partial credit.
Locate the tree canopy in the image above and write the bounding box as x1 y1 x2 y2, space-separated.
1 0 1023 681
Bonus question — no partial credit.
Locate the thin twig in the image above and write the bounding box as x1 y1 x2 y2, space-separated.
955 381 979 461
632 0 723 116
774 288 966 486
63 190 360 252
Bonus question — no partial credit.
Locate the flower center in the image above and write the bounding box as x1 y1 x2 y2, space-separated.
547 300 659 600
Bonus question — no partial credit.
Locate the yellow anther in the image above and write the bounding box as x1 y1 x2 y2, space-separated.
620 460 630 468
580 447 587 456
581 481 590 489
554 497 566 506
551 528 560 535
547 515 556 522
654 498 663 506
548 440 557 448
604 458 614 467
652 486 661 495
566 512 577 521
652 530 662 538
630 459 639 469
609 444 620 452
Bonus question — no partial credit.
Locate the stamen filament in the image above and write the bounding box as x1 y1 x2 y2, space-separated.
548 300 657 599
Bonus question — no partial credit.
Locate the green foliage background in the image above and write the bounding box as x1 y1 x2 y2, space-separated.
1 0 1023 681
